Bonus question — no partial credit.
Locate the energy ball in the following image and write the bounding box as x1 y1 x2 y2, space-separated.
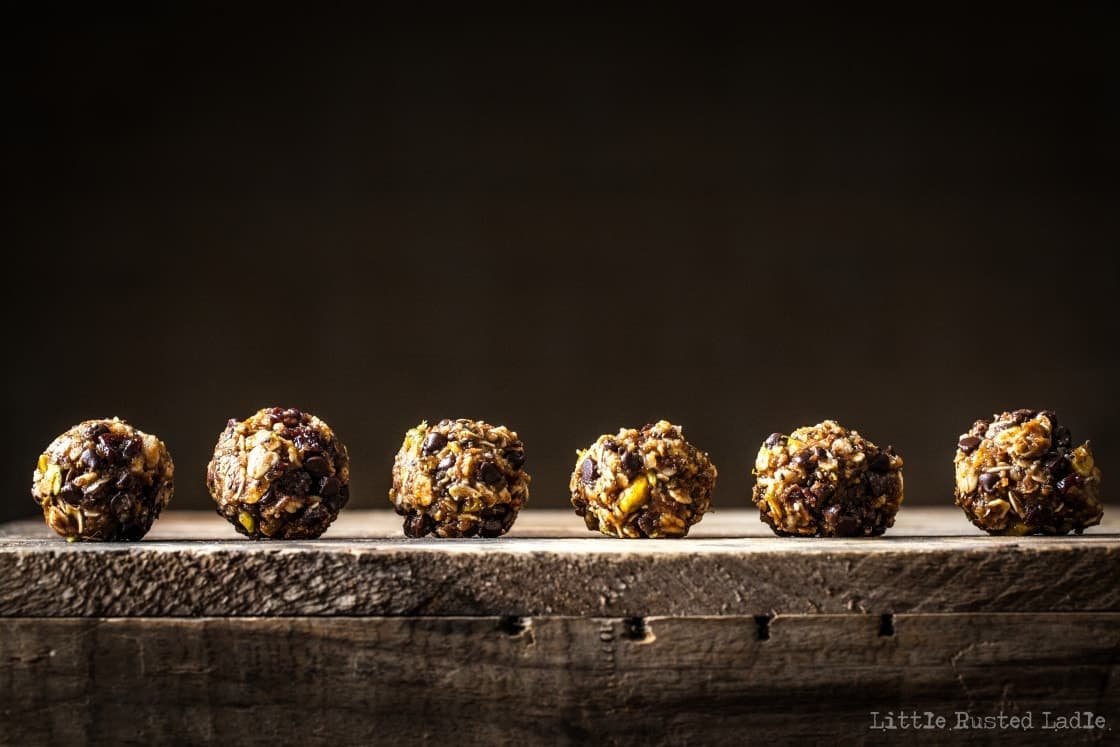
30 418 174 541
753 420 904 537
389 418 530 538
207 407 350 539
571 420 717 539
954 409 1103 535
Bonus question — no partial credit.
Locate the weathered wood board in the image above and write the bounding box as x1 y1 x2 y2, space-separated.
2 508 1116 744
1 510 1117 617
2 614 1117 746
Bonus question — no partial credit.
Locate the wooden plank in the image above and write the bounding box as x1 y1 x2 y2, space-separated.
1 510 1117 618
2 614 1116 745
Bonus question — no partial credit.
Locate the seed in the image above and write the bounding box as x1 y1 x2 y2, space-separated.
958 436 982 454
618 474 650 513
238 511 257 533
422 431 447 456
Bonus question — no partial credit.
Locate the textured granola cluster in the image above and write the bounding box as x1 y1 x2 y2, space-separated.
389 418 530 538
31 418 174 541
207 407 350 539
570 420 717 538
954 409 1102 535
752 420 904 537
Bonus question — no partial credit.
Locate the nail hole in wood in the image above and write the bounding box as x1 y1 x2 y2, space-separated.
623 617 654 643
498 616 530 637
755 615 772 641
878 613 895 637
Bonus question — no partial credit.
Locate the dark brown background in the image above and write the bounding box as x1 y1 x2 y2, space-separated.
4 9 1117 524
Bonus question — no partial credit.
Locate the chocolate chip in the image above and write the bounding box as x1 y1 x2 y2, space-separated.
503 449 525 470
422 431 448 455
304 455 330 478
339 484 350 499
580 457 598 484
437 454 456 471
79 449 99 471
958 436 982 454
1041 451 1069 476
979 472 1000 493
118 523 146 541
477 461 504 487
480 518 505 537
868 473 897 499
318 476 340 498
764 432 784 448
621 451 643 477
823 504 860 536
1011 409 1035 424
868 453 892 473
59 483 82 506
404 513 434 538
1053 426 1072 448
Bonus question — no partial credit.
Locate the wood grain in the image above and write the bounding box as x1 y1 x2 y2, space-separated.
2 614 1116 745
1 510 1117 618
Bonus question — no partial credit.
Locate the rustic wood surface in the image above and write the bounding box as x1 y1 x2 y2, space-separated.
3 508 1116 744
1 509 1117 618
2 614 1116 745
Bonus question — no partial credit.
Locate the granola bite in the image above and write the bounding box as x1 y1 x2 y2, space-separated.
30 418 174 541
954 409 1103 535
389 418 530 538
570 421 717 538
207 407 350 539
752 420 904 537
